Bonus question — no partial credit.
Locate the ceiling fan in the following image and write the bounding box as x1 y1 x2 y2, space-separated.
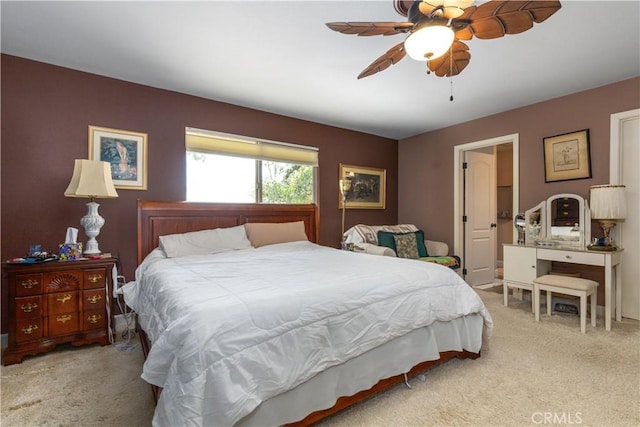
326 0 562 79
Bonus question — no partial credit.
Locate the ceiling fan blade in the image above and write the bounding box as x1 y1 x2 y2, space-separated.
326 22 414 36
357 42 407 79
427 40 471 77
454 1 561 40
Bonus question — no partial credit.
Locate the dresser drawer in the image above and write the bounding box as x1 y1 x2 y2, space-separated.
16 318 43 343
48 292 79 315
84 268 107 289
15 273 43 296
44 270 82 293
537 248 605 266
15 296 42 320
48 312 80 336
83 289 105 309
83 309 106 331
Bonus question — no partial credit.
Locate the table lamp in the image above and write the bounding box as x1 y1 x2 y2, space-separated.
589 184 626 250
64 159 119 255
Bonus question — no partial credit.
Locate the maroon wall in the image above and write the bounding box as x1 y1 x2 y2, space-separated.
398 77 640 248
1 54 398 333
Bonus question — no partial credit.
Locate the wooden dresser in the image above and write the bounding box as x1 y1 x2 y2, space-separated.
2 257 116 365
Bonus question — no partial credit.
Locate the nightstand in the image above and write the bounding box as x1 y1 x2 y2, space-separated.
2 257 116 365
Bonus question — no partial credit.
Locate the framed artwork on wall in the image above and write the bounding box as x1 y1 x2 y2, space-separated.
339 163 386 209
543 129 592 183
89 125 148 190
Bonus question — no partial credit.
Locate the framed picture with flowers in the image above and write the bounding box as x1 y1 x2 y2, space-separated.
543 129 591 183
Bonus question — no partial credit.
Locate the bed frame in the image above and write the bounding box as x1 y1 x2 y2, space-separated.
136 200 479 426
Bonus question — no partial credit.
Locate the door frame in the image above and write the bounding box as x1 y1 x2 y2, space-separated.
453 133 520 273
610 108 639 183
610 108 639 248
610 108 639 319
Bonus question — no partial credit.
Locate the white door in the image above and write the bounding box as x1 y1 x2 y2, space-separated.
611 109 640 320
464 149 496 285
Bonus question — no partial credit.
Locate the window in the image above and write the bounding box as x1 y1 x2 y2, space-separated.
186 128 318 204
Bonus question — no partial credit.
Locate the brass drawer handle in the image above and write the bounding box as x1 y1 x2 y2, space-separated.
87 314 102 324
56 294 72 304
88 273 103 283
21 324 39 335
56 314 72 323
87 295 102 304
20 302 38 313
20 279 39 289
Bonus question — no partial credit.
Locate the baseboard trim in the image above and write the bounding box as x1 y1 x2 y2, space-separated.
474 282 502 290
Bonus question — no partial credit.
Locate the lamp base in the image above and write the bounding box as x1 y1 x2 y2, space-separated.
591 221 620 251
80 201 105 255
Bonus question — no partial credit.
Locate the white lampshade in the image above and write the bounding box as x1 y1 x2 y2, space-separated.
64 159 118 199
404 23 454 61
590 184 627 220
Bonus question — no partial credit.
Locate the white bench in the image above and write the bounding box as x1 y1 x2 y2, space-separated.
533 274 599 334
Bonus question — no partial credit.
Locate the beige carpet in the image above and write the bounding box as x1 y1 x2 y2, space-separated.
2 289 638 427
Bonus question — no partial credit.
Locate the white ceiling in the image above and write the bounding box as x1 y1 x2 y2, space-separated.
1 1 639 140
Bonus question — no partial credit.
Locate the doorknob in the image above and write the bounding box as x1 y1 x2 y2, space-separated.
490 223 497 228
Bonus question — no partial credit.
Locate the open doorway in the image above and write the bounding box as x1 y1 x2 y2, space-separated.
453 134 519 287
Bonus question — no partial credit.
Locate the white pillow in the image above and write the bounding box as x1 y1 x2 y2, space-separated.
159 225 252 258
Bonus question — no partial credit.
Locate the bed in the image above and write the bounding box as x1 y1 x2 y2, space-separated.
126 200 493 426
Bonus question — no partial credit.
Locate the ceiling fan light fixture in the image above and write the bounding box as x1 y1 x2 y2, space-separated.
404 23 454 61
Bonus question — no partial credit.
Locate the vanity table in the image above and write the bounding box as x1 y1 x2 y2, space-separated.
504 243 622 331
506 193 623 331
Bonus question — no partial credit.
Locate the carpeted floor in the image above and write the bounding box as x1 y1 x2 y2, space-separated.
2 288 638 426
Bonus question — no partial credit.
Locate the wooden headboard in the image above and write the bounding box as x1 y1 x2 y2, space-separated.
137 200 319 264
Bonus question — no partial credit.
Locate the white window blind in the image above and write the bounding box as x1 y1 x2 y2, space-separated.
186 128 318 166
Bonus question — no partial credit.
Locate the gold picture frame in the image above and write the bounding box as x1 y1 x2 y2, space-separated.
89 125 148 190
543 129 591 183
339 164 386 209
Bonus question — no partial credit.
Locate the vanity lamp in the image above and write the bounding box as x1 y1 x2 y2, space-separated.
64 159 119 255
589 184 627 250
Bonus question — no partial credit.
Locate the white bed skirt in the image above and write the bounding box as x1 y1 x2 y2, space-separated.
238 313 484 426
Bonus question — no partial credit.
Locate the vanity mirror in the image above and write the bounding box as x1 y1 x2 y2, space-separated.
524 201 546 245
545 193 591 247
521 194 591 247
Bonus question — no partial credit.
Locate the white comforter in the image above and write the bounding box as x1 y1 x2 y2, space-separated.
124 241 493 426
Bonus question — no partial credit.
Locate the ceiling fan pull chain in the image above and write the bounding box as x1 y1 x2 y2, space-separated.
450 78 454 102
449 45 454 102
426 58 431 75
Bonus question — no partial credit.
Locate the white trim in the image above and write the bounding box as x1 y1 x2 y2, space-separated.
610 108 640 320
453 134 519 268
609 109 639 248
610 109 640 184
